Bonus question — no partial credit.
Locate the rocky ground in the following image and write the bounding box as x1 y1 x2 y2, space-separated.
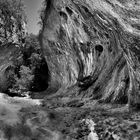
41 96 140 140
0 93 140 140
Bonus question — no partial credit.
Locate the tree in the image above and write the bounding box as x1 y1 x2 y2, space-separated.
8 33 48 96
9 65 34 96
0 0 26 46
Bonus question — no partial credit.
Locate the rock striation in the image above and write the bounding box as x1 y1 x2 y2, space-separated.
2 0 140 139
40 0 140 106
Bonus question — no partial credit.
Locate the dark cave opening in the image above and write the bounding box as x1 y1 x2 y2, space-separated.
95 44 103 57
30 58 50 92
95 44 103 53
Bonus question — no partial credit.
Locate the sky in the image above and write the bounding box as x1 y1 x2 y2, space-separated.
23 0 44 34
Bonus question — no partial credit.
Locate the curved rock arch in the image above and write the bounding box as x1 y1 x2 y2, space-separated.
40 0 140 108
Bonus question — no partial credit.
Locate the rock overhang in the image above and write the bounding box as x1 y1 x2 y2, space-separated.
40 0 140 106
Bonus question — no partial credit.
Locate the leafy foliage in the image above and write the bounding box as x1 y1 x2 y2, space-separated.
0 0 26 46
0 0 48 96
9 34 48 96
9 65 34 96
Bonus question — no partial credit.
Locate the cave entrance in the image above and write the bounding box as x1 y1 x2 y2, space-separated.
5 58 50 97
30 58 50 92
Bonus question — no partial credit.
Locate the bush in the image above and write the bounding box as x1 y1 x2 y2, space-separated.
9 65 34 96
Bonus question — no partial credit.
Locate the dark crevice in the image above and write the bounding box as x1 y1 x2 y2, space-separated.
65 7 73 16
116 94 128 104
78 76 98 90
82 5 91 14
5 90 25 97
94 86 100 93
59 11 68 21
77 59 84 80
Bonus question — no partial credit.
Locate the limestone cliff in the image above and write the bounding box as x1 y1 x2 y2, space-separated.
1 1 140 139
40 0 140 106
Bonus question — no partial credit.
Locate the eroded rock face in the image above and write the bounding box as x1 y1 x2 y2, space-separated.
0 45 19 92
41 0 140 106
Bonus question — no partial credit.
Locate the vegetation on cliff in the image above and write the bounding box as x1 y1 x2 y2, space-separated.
0 0 26 46
0 0 48 96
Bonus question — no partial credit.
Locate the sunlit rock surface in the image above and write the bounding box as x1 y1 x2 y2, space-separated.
40 0 140 106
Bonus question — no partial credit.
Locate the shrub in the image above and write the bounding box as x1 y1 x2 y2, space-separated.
9 65 34 96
